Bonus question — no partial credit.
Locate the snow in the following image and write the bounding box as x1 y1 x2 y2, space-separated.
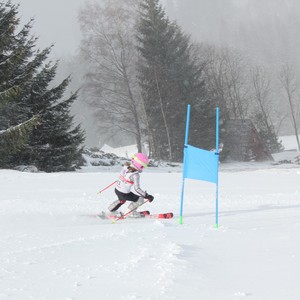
100 144 138 159
100 143 150 159
1 155 300 300
279 135 300 151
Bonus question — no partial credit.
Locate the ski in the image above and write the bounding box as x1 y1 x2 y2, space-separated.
126 210 151 218
147 212 173 219
96 211 173 220
121 211 173 219
97 210 150 220
139 210 150 217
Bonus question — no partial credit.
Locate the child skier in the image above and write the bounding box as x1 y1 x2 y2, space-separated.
107 153 154 217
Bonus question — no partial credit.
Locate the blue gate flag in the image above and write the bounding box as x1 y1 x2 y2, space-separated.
180 105 220 226
183 145 218 183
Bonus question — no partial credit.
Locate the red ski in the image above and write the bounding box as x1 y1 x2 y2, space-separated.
97 210 173 221
147 212 173 219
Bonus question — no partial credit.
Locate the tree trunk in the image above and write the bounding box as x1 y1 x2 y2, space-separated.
279 65 300 151
287 91 300 151
154 68 172 161
140 93 155 158
123 67 143 152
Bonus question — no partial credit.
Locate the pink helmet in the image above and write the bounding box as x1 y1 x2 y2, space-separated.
131 153 149 171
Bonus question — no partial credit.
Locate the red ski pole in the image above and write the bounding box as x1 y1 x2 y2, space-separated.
97 180 117 194
112 199 150 223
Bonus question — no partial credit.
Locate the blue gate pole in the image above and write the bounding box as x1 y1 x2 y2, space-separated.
215 107 220 228
180 104 191 224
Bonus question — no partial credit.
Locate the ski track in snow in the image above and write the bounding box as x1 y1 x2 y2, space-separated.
0 217 188 300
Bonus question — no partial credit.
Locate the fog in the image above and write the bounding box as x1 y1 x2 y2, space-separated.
17 0 300 147
17 0 90 57
164 0 300 67
18 0 300 65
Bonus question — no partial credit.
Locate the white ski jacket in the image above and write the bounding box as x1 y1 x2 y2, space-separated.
115 166 146 197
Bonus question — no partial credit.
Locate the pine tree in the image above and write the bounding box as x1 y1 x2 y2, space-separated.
254 112 283 153
0 2 40 156
137 0 215 161
0 1 85 171
0 115 39 153
12 62 85 172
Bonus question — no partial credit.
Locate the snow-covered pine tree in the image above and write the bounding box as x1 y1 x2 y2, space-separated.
136 0 215 161
0 114 39 153
14 62 85 172
0 2 40 159
0 1 84 171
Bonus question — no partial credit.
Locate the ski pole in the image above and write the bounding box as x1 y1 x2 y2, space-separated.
112 199 150 224
97 180 117 194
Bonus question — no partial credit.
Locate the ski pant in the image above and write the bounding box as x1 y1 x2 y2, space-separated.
108 188 143 212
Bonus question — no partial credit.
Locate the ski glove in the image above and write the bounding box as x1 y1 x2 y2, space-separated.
145 194 154 202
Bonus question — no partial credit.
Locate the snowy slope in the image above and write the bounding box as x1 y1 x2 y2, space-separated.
279 135 300 151
1 163 300 300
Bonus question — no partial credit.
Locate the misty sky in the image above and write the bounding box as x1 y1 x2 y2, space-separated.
18 0 300 66
17 0 171 59
17 0 99 58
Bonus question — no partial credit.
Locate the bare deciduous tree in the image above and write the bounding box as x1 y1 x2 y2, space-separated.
251 66 271 117
79 0 144 151
203 45 250 121
278 64 300 151
250 66 283 152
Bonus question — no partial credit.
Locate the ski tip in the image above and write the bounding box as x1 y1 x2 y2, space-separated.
157 212 173 219
96 212 107 219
